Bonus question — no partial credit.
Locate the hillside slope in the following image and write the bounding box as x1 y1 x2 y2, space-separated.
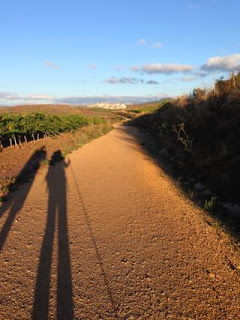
0 104 81 115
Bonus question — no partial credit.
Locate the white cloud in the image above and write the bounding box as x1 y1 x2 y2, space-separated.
152 42 163 48
105 77 159 85
193 71 208 78
24 94 53 101
106 77 118 84
0 91 21 100
0 91 168 106
181 77 196 82
201 54 240 72
132 63 194 74
138 39 164 48
106 77 137 84
106 77 140 84
138 39 147 45
0 91 54 104
44 60 60 70
146 80 159 85
89 63 97 69
130 65 140 72
57 94 168 105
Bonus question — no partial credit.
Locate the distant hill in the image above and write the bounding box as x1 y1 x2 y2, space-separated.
0 104 81 115
127 98 173 113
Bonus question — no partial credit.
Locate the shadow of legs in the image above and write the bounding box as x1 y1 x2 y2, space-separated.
32 153 74 320
57 188 74 319
32 200 56 320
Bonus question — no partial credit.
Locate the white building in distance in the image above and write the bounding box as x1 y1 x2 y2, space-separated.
87 102 127 110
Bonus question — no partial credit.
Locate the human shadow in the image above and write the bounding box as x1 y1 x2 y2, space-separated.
32 150 74 320
0 147 46 251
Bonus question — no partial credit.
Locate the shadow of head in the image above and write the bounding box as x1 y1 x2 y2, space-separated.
49 150 64 165
15 146 47 184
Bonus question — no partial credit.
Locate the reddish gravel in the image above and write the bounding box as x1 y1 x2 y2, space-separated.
1 125 240 319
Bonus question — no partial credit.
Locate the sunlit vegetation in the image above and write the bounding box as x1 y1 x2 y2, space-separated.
127 98 173 114
0 112 104 149
131 72 240 194
129 72 240 236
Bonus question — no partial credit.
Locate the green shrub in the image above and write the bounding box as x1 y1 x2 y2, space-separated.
204 197 216 211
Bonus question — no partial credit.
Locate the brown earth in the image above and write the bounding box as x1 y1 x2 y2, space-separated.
0 105 81 115
0 124 112 198
0 132 73 182
1 125 240 319
0 104 121 120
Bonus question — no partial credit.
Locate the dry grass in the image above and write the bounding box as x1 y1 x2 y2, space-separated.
129 73 240 239
0 104 82 115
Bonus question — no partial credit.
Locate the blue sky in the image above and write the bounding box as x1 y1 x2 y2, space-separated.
1 0 240 105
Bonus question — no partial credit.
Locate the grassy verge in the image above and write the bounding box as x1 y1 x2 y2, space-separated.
127 98 173 114
61 122 113 156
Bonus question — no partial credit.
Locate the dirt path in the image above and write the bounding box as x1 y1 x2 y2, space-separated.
1 125 240 319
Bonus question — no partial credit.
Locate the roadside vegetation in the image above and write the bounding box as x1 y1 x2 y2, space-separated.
111 99 173 120
0 106 121 200
0 113 106 149
129 72 240 241
127 98 173 114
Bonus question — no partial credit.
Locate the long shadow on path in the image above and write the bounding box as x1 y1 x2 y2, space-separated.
32 151 74 320
0 147 46 251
